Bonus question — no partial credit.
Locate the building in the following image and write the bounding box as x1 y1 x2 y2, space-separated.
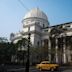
10 8 72 64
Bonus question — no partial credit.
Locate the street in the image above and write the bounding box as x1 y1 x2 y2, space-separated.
7 66 72 72
28 67 72 72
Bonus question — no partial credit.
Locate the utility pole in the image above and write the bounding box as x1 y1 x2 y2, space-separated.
25 33 30 72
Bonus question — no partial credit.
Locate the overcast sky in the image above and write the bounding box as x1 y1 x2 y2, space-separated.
0 0 72 39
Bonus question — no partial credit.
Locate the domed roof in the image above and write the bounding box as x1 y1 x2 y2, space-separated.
24 8 48 20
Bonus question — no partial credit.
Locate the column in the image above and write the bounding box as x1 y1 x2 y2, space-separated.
42 40 44 47
48 36 51 62
63 37 67 64
55 38 59 63
67 48 71 62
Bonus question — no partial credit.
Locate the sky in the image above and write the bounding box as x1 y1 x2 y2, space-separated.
0 0 72 39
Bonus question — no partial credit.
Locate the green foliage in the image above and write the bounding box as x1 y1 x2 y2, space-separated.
15 38 29 64
0 37 8 43
30 46 48 63
0 42 16 64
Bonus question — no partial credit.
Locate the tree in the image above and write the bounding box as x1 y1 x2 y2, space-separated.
0 37 8 43
0 41 16 64
29 46 48 65
15 38 28 65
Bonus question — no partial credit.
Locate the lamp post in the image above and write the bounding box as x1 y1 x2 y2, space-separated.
25 33 31 72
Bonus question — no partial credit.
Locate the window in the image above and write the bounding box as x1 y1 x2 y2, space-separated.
28 27 30 31
66 25 70 27
30 26 35 31
43 24 45 28
44 29 48 32
45 63 49 64
71 54 72 60
37 41 39 47
23 27 28 32
42 63 45 64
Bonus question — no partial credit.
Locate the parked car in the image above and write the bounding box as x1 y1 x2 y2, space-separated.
36 61 59 71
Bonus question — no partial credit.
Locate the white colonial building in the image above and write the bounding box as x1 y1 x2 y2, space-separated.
10 8 49 46
10 8 72 64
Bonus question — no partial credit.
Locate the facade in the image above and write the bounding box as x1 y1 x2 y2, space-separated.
10 8 72 64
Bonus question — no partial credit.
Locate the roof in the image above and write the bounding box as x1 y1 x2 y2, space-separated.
23 8 48 20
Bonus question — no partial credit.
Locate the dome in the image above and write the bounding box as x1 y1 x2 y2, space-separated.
24 8 48 20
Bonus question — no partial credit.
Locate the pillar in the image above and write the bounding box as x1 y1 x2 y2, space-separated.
42 40 44 47
67 48 71 62
55 38 59 63
63 37 67 64
48 36 51 62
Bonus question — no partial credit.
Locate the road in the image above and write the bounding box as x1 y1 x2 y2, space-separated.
7 66 72 72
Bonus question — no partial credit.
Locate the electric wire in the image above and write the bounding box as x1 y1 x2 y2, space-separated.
18 0 29 11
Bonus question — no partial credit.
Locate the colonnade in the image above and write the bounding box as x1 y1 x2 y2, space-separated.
48 36 68 64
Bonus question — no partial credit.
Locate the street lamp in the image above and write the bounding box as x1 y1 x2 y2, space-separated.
25 33 31 72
